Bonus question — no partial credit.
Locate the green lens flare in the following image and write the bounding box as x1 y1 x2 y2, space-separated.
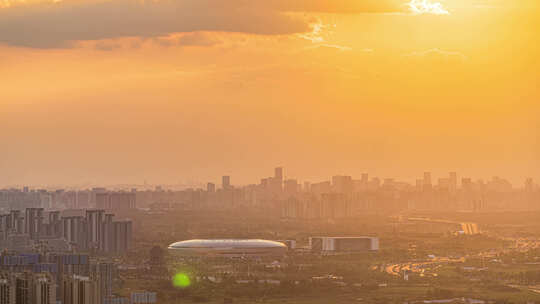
173 273 191 288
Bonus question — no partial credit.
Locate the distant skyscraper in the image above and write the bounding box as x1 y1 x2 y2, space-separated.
423 172 432 186
361 173 369 183
222 176 231 190
525 178 534 192
423 172 432 191
207 183 216 193
449 172 457 192
274 167 283 181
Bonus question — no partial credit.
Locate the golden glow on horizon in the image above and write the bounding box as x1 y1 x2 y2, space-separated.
0 0 538 185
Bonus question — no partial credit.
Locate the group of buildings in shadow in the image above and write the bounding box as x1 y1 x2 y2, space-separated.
0 208 131 254
0 206 133 304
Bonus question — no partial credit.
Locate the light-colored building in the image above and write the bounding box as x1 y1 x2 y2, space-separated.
310 237 379 252
168 239 287 257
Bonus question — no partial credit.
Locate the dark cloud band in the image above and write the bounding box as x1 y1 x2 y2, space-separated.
0 0 405 48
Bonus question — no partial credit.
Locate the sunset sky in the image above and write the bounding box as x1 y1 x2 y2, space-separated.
1 0 538 187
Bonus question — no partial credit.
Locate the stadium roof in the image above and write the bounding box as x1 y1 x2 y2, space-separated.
168 239 286 250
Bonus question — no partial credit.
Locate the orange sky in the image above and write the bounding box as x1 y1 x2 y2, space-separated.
0 0 538 187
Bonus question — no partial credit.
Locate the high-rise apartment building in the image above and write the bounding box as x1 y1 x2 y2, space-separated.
86 210 105 250
102 218 132 254
0 273 55 304
62 275 100 304
62 216 86 249
25 208 44 240
0 274 15 304
32 273 56 304
11 211 24 235
90 263 115 302
47 211 62 238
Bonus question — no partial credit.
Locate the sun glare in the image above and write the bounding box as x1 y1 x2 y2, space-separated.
408 0 450 15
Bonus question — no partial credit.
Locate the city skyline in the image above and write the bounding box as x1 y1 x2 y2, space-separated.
2 167 536 191
1 143 538 187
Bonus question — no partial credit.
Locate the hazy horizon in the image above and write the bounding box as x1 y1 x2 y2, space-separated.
0 167 535 189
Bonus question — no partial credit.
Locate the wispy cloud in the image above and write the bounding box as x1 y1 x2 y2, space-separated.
405 48 467 62
298 20 329 44
305 44 353 52
407 0 449 15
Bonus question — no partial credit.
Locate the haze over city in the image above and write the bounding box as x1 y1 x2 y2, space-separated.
1 1 540 304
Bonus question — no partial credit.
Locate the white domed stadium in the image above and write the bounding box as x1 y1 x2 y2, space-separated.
168 239 287 257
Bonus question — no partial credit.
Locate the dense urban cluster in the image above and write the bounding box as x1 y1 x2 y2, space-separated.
0 190 138 303
135 168 539 216
1 168 539 304
3 168 537 216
